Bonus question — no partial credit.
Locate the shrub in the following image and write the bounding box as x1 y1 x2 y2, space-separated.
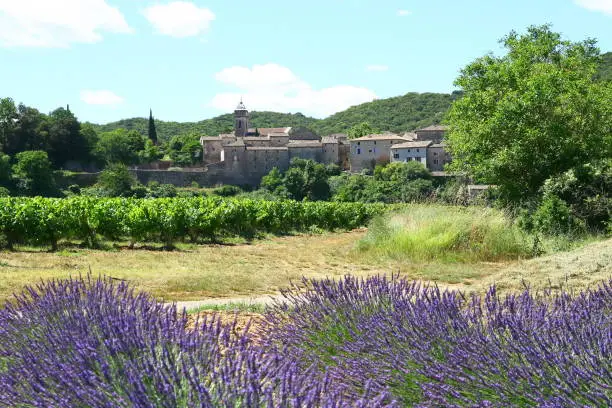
263 275 612 406
213 185 242 197
0 276 389 406
532 194 582 235
0 187 9 197
96 163 135 197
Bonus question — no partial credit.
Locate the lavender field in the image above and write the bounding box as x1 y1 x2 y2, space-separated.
0 275 610 407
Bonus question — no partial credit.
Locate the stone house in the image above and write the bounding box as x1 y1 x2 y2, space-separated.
349 133 412 172
387 126 452 172
415 125 448 143
198 101 346 185
390 140 433 166
426 142 452 171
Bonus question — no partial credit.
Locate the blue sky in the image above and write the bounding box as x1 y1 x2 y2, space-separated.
0 0 610 124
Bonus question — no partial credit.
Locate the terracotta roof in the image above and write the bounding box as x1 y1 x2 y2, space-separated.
288 141 323 148
225 140 246 147
248 127 291 136
246 146 288 151
321 136 339 144
349 134 409 142
269 133 290 137
244 137 267 141
417 125 448 132
391 141 433 149
200 136 222 141
402 132 418 140
430 142 447 148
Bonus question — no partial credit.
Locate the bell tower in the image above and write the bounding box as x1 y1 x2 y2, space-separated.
234 99 249 137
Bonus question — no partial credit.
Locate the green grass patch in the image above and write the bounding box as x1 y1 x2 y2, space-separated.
187 302 267 314
356 205 534 263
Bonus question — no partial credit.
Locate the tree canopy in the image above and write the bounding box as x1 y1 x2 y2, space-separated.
446 25 612 205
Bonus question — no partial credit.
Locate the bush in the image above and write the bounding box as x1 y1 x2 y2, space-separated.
0 276 385 406
213 185 242 197
263 276 611 406
0 187 10 197
532 194 583 235
67 184 81 195
148 183 177 198
96 163 135 197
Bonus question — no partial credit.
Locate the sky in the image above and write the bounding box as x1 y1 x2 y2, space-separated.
0 0 611 124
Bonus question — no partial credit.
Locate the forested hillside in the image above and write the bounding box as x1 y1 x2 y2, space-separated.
315 92 459 135
91 48 610 140
92 92 457 141
595 51 612 82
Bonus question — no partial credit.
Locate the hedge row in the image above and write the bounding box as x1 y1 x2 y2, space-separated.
0 197 384 249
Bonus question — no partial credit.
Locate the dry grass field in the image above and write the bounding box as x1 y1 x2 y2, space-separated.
1 230 610 306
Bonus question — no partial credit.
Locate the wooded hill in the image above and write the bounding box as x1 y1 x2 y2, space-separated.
92 51 611 141
91 92 458 141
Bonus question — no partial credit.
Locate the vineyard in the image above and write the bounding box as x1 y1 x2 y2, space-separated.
0 197 384 250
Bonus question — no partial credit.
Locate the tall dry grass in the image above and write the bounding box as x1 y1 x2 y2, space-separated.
356 205 534 263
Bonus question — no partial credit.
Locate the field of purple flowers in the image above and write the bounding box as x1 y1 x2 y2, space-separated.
0 275 610 407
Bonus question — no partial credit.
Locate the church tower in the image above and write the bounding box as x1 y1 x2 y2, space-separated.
234 99 249 137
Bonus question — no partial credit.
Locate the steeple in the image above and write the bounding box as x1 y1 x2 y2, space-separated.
234 98 249 137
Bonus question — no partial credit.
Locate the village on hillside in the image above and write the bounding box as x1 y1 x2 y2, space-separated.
132 101 455 188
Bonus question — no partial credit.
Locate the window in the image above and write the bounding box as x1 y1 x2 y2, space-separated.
434 159 439 164
433 152 438 156
393 153 399 159
357 148 361 154
357 142 361 146
416 148 420 152
238 122 241 128
373 148 377 153
407 149 411 152
374 141 377 145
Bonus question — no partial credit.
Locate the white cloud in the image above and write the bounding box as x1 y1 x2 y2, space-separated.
366 65 389 72
0 0 132 48
210 63 377 118
574 0 612 15
143 1 215 38
397 9 412 16
80 90 124 106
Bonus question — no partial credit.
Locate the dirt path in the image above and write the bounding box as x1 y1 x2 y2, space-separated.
168 294 283 312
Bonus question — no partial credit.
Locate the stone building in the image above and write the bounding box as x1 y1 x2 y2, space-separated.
390 140 433 166
388 126 452 172
198 101 346 185
415 125 448 143
349 133 412 172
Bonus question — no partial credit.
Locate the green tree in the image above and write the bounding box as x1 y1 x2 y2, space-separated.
0 152 12 189
260 167 284 192
12 150 57 196
0 98 18 152
446 25 612 205
374 161 432 183
168 134 202 166
6 104 48 156
96 163 135 197
96 129 145 165
43 107 87 167
347 122 378 139
148 109 158 145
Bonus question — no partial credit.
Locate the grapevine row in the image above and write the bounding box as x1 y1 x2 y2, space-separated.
0 197 384 250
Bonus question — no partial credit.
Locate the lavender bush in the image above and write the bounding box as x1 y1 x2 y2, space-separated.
263 276 611 407
0 276 393 407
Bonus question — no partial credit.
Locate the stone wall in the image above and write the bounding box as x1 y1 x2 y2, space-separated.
54 171 99 189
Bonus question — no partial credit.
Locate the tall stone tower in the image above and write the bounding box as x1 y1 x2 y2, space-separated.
234 99 249 137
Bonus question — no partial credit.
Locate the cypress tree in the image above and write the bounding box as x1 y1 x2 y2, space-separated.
148 109 158 145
